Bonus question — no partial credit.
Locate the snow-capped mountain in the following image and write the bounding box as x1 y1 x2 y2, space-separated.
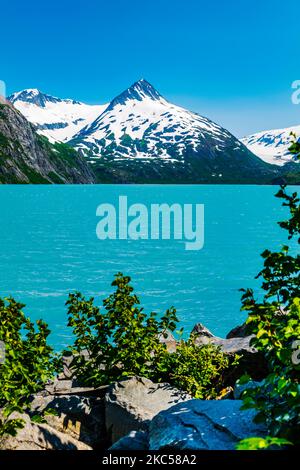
8 80 279 183
68 79 275 183
70 79 247 162
242 125 300 166
8 89 107 143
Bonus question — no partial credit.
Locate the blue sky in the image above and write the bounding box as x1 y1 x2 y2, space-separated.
1 0 299 137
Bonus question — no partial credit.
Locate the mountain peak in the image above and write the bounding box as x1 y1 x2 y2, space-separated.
106 79 163 110
8 89 82 108
9 88 41 103
9 89 52 108
130 78 162 100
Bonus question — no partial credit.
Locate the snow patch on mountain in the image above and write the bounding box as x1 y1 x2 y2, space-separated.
242 125 300 166
70 79 245 163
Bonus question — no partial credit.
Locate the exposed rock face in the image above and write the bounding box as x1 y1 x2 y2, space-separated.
0 413 92 450
105 376 191 443
0 98 95 184
148 399 266 450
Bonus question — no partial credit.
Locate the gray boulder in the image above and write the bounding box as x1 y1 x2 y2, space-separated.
191 323 215 338
191 322 256 354
149 399 266 450
105 376 191 443
30 393 107 449
213 336 256 355
0 413 92 450
45 378 108 396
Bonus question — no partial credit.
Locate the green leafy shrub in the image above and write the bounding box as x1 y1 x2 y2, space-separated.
240 185 300 445
156 338 230 399
66 273 230 398
0 298 57 439
66 273 178 386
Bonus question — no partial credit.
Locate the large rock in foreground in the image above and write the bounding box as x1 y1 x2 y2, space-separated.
105 376 191 443
149 399 266 450
30 393 106 449
0 413 92 450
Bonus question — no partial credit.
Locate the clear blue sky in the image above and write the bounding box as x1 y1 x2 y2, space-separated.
1 0 299 137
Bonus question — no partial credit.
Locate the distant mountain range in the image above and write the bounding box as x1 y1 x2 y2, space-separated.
3 79 299 184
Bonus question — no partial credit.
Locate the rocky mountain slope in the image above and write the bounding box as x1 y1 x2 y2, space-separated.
0 97 95 184
9 80 279 184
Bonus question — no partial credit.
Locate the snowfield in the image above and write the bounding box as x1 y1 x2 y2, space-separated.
242 125 300 166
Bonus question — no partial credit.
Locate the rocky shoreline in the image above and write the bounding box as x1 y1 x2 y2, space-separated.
0 322 267 451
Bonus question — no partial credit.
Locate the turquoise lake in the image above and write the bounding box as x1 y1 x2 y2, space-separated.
0 185 295 349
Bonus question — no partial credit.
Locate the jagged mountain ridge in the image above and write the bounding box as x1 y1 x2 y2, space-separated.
9 89 107 144
0 96 95 184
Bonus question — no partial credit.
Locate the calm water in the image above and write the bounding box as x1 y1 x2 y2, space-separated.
0 185 295 349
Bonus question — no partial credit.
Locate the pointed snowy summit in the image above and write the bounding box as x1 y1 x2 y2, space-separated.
107 79 163 109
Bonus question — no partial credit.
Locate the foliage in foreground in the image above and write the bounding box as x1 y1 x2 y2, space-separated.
236 436 292 450
239 184 300 446
66 273 230 398
156 339 230 399
0 274 230 440
0 298 56 439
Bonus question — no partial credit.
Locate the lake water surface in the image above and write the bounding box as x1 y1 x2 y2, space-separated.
0 185 294 349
